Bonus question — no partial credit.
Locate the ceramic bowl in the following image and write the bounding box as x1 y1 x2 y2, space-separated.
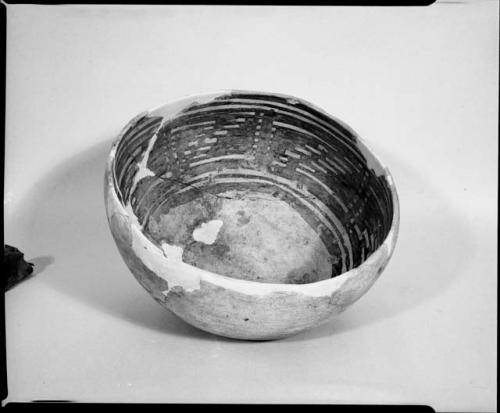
104 90 399 340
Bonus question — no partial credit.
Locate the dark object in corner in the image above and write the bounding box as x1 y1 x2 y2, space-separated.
3 245 34 291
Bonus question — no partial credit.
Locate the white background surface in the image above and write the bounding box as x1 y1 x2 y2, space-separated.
4 2 498 411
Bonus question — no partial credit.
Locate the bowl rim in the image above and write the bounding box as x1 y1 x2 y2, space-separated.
106 89 400 293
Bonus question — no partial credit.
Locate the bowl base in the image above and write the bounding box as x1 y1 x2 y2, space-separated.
147 189 333 284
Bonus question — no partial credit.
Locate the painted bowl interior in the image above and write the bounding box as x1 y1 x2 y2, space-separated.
112 93 394 285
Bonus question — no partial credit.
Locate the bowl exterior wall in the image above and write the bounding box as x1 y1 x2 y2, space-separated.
105 166 397 340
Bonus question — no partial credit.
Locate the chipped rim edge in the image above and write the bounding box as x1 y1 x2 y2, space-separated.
105 89 400 295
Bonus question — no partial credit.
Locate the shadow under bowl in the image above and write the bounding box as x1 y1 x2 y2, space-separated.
104 90 400 340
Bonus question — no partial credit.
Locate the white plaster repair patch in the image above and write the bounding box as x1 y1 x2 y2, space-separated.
192 219 224 244
161 242 184 261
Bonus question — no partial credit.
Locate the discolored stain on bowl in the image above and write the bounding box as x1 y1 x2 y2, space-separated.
104 90 400 340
